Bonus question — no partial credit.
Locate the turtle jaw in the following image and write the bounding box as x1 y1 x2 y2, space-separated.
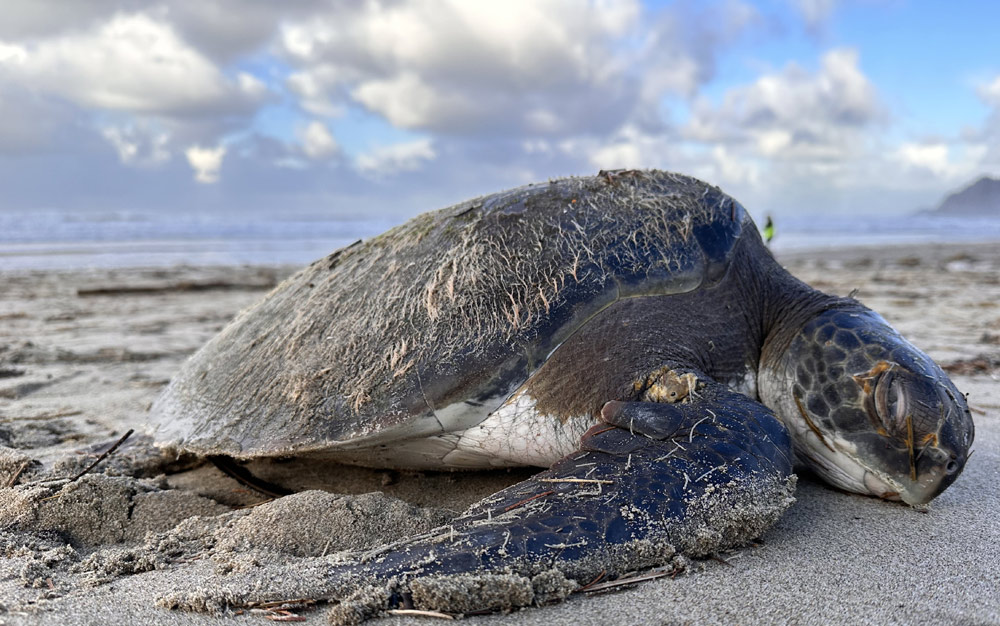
784 424 906 502
852 449 963 507
893 456 958 506
794 436 961 506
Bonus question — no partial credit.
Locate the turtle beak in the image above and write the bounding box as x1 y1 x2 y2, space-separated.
897 404 971 505
865 369 973 506
886 447 964 506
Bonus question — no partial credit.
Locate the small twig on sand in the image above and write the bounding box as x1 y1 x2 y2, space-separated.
246 598 316 621
503 490 554 512
538 478 614 485
71 429 134 482
581 567 676 593
386 609 455 620
76 281 275 297
234 498 275 510
249 599 317 610
5 461 30 488
3 409 83 422
587 426 617 437
208 455 293 498
263 610 307 622
574 570 607 593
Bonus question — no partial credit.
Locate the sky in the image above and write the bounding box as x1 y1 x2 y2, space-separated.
1 0 998 221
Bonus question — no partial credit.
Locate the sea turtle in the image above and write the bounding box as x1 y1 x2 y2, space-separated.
150 170 973 617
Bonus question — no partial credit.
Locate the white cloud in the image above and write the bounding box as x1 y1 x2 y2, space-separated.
975 76 1000 169
978 75 1000 107
0 42 27 63
351 72 474 131
299 121 338 159
0 1 127 40
104 128 139 163
237 72 268 99
686 48 883 162
895 142 950 176
792 0 839 30
102 124 171 166
0 1 326 61
893 141 987 183
280 0 641 77
185 144 226 183
287 65 344 116
275 0 730 137
585 125 674 170
0 13 263 117
356 139 436 175
161 1 327 62
0 1 760 173
712 145 761 186
637 1 760 102
589 141 645 170
4 1 983 220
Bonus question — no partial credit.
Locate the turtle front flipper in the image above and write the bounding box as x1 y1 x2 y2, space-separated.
311 379 797 620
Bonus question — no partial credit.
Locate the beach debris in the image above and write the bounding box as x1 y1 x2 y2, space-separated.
247 598 317 622
76 279 277 297
502 490 554 512
70 429 134 482
578 565 679 593
2 408 84 421
4 460 30 488
208 455 293 499
942 354 1000 375
385 609 454 620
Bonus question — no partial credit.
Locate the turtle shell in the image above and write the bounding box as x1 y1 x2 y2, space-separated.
149 170 752 459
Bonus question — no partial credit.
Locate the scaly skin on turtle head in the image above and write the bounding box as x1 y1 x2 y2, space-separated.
763 307 974 506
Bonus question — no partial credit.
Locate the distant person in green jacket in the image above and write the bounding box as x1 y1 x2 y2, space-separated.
763 215 775 245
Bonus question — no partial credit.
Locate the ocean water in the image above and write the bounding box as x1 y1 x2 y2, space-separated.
1 208 998 271
770 213 1000 253
0 209 394 271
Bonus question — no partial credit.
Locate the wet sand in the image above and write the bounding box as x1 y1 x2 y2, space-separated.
1 242 998 625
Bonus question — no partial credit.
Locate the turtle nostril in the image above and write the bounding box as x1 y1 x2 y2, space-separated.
945 460 959 474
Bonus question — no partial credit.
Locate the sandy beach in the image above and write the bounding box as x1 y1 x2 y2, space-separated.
1 242 998 625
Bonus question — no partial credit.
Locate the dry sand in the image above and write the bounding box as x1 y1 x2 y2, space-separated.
1 242 998 625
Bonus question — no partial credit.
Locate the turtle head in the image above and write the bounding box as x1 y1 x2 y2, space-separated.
762 307 974 506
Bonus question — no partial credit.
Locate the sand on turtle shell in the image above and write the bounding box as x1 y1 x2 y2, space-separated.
1 244 999 625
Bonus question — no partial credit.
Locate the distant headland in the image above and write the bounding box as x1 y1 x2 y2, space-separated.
920 176 1000 216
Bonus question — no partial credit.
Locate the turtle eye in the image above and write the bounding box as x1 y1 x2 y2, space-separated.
873 371 906 432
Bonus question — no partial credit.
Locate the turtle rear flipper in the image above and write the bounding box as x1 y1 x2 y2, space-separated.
317 381 796 618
